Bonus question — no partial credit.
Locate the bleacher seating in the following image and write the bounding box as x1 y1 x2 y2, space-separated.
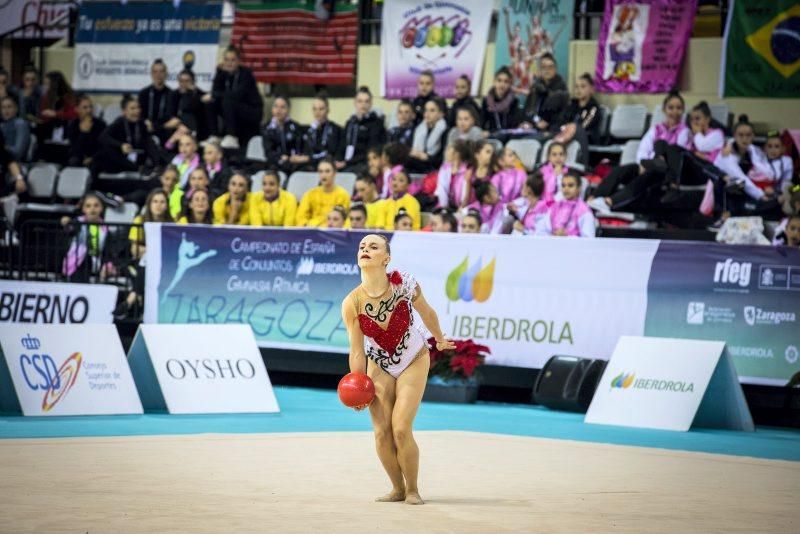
620 140 641 166
105 202 140 224
26 163 59 201
285 172 320 201
56 167 91 200
506 139 541 171
246 135 266 163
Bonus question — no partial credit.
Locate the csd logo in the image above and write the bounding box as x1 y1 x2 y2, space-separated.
19 352 83 412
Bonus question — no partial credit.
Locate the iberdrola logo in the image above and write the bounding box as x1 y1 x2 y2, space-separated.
445 256 495 303
610 372 635 389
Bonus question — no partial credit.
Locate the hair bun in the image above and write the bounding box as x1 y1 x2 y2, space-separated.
737 114 750 124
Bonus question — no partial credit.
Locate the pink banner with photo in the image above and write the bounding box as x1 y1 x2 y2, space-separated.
594 0 697 93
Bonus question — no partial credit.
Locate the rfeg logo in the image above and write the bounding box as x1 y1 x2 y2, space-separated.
446 256 495 303
18 335 82 412
713 258 752 288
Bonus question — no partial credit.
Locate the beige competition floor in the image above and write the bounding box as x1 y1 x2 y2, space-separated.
0 431 797 533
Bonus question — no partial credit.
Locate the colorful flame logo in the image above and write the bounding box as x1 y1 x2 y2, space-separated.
446 256 495 303
610 372 635 389
41 352 82 412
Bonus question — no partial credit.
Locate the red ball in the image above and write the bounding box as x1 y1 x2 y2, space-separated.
338 372 375 409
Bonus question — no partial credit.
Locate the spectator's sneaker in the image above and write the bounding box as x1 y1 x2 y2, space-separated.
660 189 681 205
587 197 612 214
641 157 667 174
220 135 240 149
707 218 725 231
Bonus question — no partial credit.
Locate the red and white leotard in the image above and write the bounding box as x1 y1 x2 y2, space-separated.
356 270 427 378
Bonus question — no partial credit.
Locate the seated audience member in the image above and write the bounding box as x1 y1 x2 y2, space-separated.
203 140 232 197
481 66 523 133
342 86 386 172
212 172 251 225
35 71 77 148
94 94 161 175
17 66 42 122
447 75 481 128
556 73 601 166
204 45 263 149
521 53 569 137
493 146 527 203
379 167 421 230
467 180 505 234
366 146 385 195
460 209 482 233
380 142 410 199
0 68 17 102
250 170 298 227
758 130 794 201
348 202 368 230
158 165 183 219
0 97 30 161
393 208 414 231
130 188 173 244
67 93 106 167
538 141 570 202
446 106 484 146
326 205 348 229
353 175 384 228
60 192 114 282
182 167 211 211
407 96 448 173
296 158 351 227
387 99 416 147
435 139 474 209
773 213 800 248
412 70 439 124
171 134 201 189
177 188 213 225
537 171 596 237
430 208 458 232
0 135 27 221
471 138 500 184
506 172 547 235
173 69 209 141
263 95 303 173
588 91 691 213
138 59 177 143
299 94 345 170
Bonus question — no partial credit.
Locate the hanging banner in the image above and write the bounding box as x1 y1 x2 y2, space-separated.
231 1 358 85
720 0 800 98
72 2 222 92
595 0 697 93
495 0 574 94
0 0 71 39
380 0 493 99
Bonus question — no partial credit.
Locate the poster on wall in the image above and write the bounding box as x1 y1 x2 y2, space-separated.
380 0 493 99
0 0 71 39
72 2 222 92
231 1 358 85
495 0 574 94
594 0 697 93
720 0 800 98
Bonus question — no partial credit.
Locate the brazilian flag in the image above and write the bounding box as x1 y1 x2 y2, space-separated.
722 0 800 97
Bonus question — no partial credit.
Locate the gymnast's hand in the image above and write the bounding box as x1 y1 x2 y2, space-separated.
435 338 456 351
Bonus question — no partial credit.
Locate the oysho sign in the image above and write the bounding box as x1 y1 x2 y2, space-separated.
0 324 143 416
127 324 280 414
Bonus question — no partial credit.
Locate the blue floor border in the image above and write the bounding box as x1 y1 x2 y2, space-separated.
1 387 798 462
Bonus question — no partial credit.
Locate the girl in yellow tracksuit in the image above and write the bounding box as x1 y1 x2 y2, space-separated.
295 159 350 227
379 169 421 230
212 172 252 225
250 170 298 226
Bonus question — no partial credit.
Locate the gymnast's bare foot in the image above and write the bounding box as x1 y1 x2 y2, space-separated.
375 488 405 502
404 491 424 505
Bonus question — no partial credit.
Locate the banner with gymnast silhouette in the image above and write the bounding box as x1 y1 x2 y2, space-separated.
594 0 697 93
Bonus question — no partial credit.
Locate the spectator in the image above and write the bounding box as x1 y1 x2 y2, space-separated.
407 96 448 173
380 142 409 200
387 99 415 147
393 208 414 231
446 106 484 146
435 139 474 209
263 95 304 174
173 69 208 141
538 141 570 203
0 67 18 104
213 172 252 225
36 71 77 143
17 66 42 123
0 134 27 223
250 170 298 227
472 139 500 184
204 45 263 150
60 192 113 282
298 94 345 170
779 214 800 247
0 97 30 161
343 86 385 172
94 94 161 175
379 167 421 230
326 205 348 229
66 94 106 167
555 73 601 166
138 59 177 143
481 66 523 133
130 188 173 244
348 202 368 230
506 172 547 235
521 53 569 136
537 171 596 237
760 130 794 201
203 140 232 197
159 165 184 219
467 180 505 233
353 175 384 228
493 146 527 203
460 209 482 233
447 75 481 128
170 134 201 189
182 167 211 214
367 146 385 196
430 208 458 232
296 158 351 227
412 70 439 124
177 188 213 225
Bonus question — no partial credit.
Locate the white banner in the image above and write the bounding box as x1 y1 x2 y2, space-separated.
585 336 754 431
0 0 70 39
0 324 143 416
128 324 280 414
390 233 659 368
380 0 492 98
0 280 117 324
